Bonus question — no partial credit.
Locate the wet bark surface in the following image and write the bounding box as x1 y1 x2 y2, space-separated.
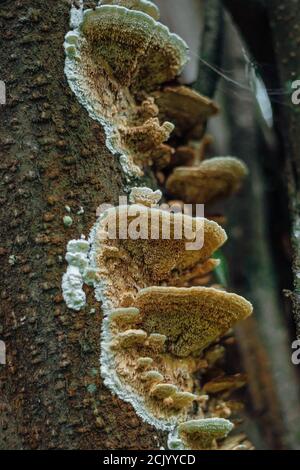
0 0 164 450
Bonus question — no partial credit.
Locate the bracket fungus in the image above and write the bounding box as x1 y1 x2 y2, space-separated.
64 2 190 176
92 197 227 291
152 86 219 140
63 1 254 451
129 186 162 207
66 187 253 437
132 286 252 357
166 157 249 204
62 184 252 445
62 238 99 311
64 2 221 177
178 418 234 450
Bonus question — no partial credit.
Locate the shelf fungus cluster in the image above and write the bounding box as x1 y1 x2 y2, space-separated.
63 0 254 450
61 190 253 449
64 1 220 178
84 189 252 449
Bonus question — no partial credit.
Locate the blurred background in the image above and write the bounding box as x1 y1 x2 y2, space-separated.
155 0 300 450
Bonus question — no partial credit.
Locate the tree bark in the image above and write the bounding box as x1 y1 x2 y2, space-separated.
0 0 164 450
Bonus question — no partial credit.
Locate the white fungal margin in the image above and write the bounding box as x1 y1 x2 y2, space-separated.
61 188 237 448
64 3 189 181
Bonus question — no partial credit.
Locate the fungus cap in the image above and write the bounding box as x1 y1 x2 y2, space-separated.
141 370 164 384
166 157 249 204
150 383 178 399
133 286 253 356
170 392 196 410
152 86 219 139
109 307 141 328
147 333 167 352
80 6 188 89
137 357 154 368
97 204 227 281
170 258 220 287
178 418 234 450
115 329 147 348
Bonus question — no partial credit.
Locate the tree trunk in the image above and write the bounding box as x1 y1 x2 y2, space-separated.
0 0 163 450
2 0 300 451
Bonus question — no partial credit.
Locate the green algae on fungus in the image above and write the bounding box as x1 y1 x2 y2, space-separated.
81 188 253 441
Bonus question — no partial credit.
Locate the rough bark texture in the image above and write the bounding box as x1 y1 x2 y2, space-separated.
0 0 165 450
